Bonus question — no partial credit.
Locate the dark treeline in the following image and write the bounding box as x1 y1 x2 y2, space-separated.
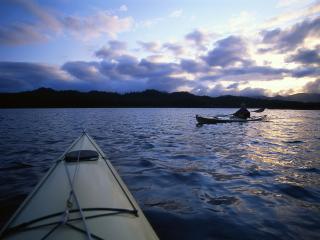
0 88 319 109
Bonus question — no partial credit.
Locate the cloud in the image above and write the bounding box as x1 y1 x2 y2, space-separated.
132 59 180 78
1 4 319 96
137 17 163 28
0 0 61 45
201 65 289 82
0 23 47 45
62 61 102 82
287 47 320 65
203 35 253 67
303 78 320 93
169 9 183 18
193 83 269 97
63 12 134 40
1 55 317 95
59 57 182 92
137 41 161 53
119 5 128 12
0 62 72 92
185 29 213 50
261 16 320 52
162 42 185 56
138 41 184 56
266 1 320 28
95 40 127 59
276 0 305 8
146 76 187 92
228 11 256 33
10 0 61 31
98 60 127 81
145 55 170 63
180 59 208 73
0 1 134 45
62 59 146 92
291 66 320 77
224 66 289 76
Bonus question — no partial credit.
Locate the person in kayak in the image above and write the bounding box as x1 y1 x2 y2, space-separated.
233 103 250 119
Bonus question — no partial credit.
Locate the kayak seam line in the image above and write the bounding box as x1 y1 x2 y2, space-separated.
63 158 93 240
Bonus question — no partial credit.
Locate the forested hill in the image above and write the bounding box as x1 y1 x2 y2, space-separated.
0 88 319 109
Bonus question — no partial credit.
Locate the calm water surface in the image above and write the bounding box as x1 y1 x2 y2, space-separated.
0 108 319 239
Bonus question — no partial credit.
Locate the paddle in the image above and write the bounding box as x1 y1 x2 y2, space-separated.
252 107 266 113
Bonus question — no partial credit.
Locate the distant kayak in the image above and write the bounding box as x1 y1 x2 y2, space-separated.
0 132 158 240
196 114 266 124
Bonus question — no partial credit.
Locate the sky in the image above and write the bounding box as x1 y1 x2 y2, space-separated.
0 0 319 96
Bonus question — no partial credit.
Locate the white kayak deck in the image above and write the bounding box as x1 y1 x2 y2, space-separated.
212 115 266 121
1 133 158 240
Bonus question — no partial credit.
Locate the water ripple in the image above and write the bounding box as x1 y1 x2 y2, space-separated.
0 108 319 239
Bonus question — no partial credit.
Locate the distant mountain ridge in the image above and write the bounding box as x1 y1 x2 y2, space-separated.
0 88 319 109
269 93 320 103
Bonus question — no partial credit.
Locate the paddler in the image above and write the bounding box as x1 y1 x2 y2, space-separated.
233 103 250 119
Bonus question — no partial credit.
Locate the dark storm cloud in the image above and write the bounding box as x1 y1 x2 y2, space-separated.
61 59 146 92
113 55 145 78
287 48 320 65
64 56 181 81
51 57 183 93
261 17 320 52
146 76 188 92
0 61 72 92
202 36 253 67
62 61 102 81
291 67 320 78
95 40 127 59
137 59 180 77
180 59 208 73
303 78 320 93
2 48 317 94
98 60 124 81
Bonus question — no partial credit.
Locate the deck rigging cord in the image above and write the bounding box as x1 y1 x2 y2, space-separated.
62 135 93 240
40 133 94 240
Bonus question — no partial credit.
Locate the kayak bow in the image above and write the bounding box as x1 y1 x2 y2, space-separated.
0 132 158 240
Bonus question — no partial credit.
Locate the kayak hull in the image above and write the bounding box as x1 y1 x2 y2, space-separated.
196 114 266 124
0 133 158 240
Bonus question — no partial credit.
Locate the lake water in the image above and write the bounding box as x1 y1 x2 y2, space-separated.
0 108 319 239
